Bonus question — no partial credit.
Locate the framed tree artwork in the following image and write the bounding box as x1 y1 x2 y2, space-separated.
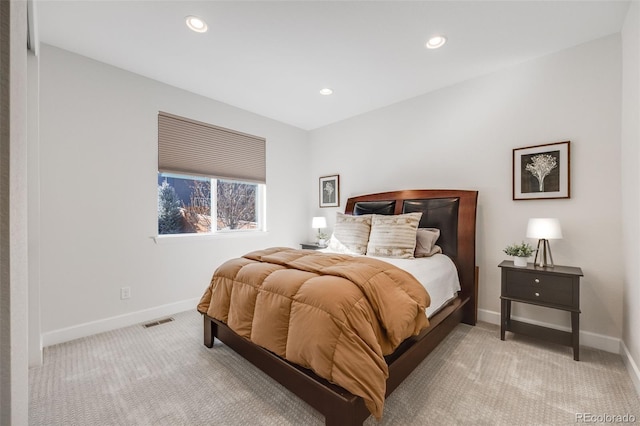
513 141 570 200
319 175 340 207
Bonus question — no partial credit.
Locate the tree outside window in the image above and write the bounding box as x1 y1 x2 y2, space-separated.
157 173 262 235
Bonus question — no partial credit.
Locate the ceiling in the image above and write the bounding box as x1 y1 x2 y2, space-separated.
36 1 630 130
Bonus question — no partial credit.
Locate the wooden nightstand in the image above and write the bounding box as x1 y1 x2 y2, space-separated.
300 243 325 250
499 260 583 360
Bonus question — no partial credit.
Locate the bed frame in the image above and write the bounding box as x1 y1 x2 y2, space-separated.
203 189 478 425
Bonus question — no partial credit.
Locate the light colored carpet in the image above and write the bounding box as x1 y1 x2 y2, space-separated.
29 310 640 425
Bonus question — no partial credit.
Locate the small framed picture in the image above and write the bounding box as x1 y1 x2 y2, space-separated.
319 175 340 208
513 141 570 200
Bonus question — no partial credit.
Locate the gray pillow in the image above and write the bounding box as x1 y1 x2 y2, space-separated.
414 228 442 258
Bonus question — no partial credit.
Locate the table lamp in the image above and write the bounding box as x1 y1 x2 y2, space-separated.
526 218 563 267
312 216 327 245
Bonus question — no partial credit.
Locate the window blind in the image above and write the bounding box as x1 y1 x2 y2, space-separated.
158 112 266 184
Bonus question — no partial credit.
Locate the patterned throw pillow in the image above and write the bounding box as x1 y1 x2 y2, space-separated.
327 213 373 255
366 212 423 259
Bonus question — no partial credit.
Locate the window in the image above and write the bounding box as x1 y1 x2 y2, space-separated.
157 173 264 235
157 112 266 236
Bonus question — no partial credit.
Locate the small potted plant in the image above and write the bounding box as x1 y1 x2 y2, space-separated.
317 231 329 247
504 241 535 267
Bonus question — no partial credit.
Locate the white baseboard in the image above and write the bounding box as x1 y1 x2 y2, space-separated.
42 297 200 347
621 341 640 398
477 309 621 354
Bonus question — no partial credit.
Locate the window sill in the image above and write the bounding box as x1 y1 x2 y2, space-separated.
152 231 269 245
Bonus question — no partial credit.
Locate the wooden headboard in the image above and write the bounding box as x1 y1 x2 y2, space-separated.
344 189 478 324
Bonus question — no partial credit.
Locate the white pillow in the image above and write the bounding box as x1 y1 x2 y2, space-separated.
414 228 442 258
327 213 372 255
366 212 422 259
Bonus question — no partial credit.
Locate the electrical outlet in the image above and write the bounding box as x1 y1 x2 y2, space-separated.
120 287 131 300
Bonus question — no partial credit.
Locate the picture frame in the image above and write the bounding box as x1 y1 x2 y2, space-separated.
319 175 340 208
513 141 570 200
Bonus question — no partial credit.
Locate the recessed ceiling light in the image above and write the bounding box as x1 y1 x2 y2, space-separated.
186 16 208 33
426 35 447 49
319 88 333 96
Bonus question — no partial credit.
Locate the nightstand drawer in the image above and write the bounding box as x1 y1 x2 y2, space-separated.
504 270 574 307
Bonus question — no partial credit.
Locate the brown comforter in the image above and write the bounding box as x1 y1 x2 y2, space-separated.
197 247 430 418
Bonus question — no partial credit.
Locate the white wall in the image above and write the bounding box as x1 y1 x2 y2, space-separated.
621 0 640 392
38 44 310 341
309 35 623 347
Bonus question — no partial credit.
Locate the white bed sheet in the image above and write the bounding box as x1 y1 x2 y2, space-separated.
319 249 461 318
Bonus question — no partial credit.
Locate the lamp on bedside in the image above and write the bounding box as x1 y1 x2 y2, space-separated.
312 216 327 246
526 218 563 267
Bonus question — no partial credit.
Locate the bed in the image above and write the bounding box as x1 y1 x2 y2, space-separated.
199 189 478 425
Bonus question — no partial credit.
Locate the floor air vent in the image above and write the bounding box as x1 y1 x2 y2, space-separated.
143 317 174 328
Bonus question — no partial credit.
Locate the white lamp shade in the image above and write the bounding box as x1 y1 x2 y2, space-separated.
526 218 563 239
312 216 327 229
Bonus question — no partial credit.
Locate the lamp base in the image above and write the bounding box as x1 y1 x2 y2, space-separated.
533 239 554 267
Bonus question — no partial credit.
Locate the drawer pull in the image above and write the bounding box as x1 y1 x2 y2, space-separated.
535 292 540 297
534 279 540 283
